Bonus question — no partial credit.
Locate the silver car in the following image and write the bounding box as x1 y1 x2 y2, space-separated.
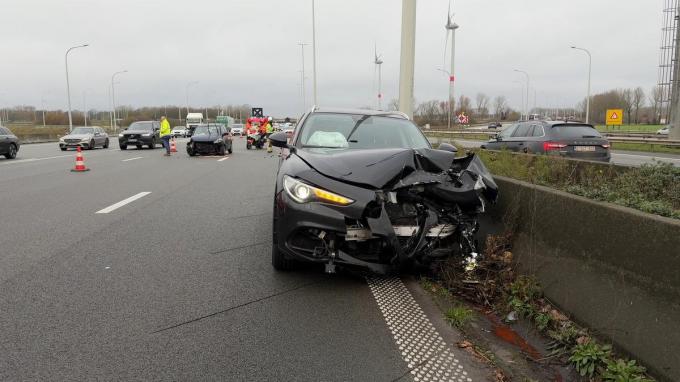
59 126 110 150
657 125 670 135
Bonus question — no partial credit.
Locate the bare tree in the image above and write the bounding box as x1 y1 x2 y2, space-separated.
457 95 472 115
619 89 633 125
475 93 490 118
631 87 645 124
388 98 399 111
493 96 507 120
649 86 663 124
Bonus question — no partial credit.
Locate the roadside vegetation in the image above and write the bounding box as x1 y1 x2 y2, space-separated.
595 124 664 133
422 233 656 381
611 141 680 155
474 150 680 219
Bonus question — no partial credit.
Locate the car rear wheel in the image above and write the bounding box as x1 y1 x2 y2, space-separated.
5 144 17 159
136 145 142 150
103 139 109 149
120 145 127 150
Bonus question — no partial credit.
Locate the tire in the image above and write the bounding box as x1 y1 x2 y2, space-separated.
60 147 67 151
187 146 196 157
4 144 17 159
120 145 127 150
217 144 226 156
103 139 109 149
271 195 295 271
136 145 142 150
89 140 96 150
148 140 155 149
246 142 252 150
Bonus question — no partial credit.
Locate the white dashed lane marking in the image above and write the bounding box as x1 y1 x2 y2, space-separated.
367 277 472 382
122 157 144 162
96 192 152 214
217 157 229 162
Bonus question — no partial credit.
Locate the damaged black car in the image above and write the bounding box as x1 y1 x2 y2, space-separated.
269 108 498 274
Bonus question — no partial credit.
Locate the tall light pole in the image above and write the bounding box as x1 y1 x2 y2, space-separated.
437 68 453 129
298 42 308 111
398 0 417 119
513 80 526 120
444 1 459 126
374 45 384 110
513 69 530 120
185 81 198 117
111 70 127 131
65 44 89 132
41 97 47 127
570 46 592 124
311 0 318 106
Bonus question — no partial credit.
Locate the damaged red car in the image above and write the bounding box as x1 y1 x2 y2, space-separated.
269 107 498 274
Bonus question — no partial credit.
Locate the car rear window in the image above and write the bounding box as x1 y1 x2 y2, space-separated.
551 125 601 139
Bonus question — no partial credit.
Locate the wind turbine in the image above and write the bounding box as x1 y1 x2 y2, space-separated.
443 0 459 126
374 44 384 110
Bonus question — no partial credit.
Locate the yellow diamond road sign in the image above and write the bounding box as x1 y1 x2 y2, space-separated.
606 109 623 125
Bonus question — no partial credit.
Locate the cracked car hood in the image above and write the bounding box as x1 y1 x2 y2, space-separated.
296 148 461 189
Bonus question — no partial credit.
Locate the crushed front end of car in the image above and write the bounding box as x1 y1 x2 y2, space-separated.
275 148 498 274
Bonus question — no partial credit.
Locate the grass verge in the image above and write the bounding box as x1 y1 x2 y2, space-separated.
611 141 680 155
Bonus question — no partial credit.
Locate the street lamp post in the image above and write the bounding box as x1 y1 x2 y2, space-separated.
298 42 308 111
111 70 127 131
570 46 591 124
398 0 417 119
513 69 530 120
65 44 89 132
437 68 453 129
311 0 318 106
185 81 198 117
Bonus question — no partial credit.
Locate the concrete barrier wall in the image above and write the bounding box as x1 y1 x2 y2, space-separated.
482 176 680 382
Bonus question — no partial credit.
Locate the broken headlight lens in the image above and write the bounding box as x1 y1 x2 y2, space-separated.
283 175 354 206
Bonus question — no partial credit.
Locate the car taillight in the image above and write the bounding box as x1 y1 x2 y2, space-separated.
543 142 567 151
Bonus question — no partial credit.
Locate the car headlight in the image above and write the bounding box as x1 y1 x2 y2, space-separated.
142 133 151 137
59 138 65 142
118 133 124 137
283 175 353 206
81 137 89 142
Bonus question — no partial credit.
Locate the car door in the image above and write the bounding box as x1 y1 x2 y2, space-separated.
508 123 532 152
0 127 9 154
526 124 545 153
93 128 102 145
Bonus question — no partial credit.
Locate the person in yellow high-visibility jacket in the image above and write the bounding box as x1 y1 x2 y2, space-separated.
265 117 274 153
159 116 172 156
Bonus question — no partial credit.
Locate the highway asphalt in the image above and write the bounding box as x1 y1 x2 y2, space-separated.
430 137 680 167
0 139 492 381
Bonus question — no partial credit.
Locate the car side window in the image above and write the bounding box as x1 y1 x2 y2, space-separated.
0 127 7 135
532 125 544 137
512 124 531 137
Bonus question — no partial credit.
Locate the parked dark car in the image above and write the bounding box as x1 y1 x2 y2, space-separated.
0 125 20 159
482 120 611 162
59 126 109 150
487 122 502 129
268 107 498 274
118 121 160 150
186 123 233 156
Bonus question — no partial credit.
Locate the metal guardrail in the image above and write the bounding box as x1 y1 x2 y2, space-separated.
423 130 680 147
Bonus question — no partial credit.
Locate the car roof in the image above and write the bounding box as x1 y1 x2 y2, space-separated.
311 106 409 120
518 120 595 128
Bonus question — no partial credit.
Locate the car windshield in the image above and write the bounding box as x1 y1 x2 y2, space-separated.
299 113 429 150
128 122 154 131
193 125 217 136
552 125 602 139
187 118 202 124
70 127 94 135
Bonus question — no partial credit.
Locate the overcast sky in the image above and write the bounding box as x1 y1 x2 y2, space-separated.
0 0 662 117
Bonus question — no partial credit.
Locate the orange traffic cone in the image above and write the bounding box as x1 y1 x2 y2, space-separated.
170 138 177 153
71 147 90 172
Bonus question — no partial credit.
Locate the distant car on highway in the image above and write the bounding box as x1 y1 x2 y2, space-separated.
482 120 611 162
59 127 109 151
231 123 244 136
172 126 188 137
657 125 670 135
186 123 233 156
487 122 502 129
118 121 160 150
0 125 20 159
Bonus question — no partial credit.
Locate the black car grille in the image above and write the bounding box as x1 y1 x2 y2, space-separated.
195 142 216 152
65 139 82 143
125 134 140 139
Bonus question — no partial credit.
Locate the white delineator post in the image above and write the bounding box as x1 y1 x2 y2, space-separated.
399 0 417 119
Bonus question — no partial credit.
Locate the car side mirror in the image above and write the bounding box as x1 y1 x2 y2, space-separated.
438 142 458 153
269 131 289 148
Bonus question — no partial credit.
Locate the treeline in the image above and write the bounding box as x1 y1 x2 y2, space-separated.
388 94 519 126
585 86 663 125
0 104 254 127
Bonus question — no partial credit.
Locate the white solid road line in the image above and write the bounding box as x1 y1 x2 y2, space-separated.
0 154 72 165
613 152 680 162
122 157 144 162
217 157 229 162
96 192 152 214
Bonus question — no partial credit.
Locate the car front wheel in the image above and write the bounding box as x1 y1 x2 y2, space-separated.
120 145 127 150
5 144 17 159
89 139 96 150
103 139 109 149
271 195 295 271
